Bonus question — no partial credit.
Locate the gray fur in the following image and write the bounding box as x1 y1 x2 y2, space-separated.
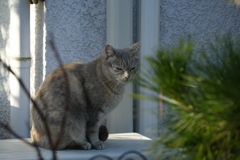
30 42 140 150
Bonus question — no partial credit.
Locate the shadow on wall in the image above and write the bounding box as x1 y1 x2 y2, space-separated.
0 0 10 139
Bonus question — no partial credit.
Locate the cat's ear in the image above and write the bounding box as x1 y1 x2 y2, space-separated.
130 41 141 53
104 45 116 60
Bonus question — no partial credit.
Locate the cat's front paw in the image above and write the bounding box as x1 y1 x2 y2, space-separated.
92 141 106 150
80 142 91 150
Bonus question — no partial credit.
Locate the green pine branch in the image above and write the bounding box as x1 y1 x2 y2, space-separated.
135 35 240 160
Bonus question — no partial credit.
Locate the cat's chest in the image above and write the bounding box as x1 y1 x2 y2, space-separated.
86 85 123 108
104 93 122 109
97 94 122 118
86 92 122 120
84 79 125 114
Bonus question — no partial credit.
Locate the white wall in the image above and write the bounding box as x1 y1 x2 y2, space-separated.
106 0 133 133
137 0 160 138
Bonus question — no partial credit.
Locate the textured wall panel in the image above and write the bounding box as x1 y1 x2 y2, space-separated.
0 0 10 139
159 0 240 46
31 0 106 96
44 0 106 76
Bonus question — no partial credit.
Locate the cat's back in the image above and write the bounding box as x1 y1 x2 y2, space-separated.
35 62 87 99
42 62 85 83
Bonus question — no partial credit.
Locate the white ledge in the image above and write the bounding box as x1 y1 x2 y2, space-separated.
0 133 152 160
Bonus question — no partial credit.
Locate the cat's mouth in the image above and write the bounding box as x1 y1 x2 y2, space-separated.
118 78 130 84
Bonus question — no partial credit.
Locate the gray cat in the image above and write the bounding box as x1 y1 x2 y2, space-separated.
30 42 141 150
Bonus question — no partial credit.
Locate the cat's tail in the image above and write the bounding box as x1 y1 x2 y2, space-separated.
99 125 108 141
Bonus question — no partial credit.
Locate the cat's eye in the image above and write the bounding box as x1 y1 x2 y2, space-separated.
115 67 123 71
130 67 135 72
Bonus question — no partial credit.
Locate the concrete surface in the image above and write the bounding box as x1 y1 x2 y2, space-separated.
0 133 152 160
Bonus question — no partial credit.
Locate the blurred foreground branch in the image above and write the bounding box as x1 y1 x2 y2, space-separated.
134 34 240 160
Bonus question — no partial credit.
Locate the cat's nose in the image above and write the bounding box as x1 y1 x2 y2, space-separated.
124 72 130 80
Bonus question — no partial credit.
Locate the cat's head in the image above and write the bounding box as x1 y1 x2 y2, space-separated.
103 42 141 84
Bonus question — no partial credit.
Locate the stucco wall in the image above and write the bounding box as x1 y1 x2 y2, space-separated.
44 0 106 75
31 0 106 95
0 0 10 139
159 0 240 46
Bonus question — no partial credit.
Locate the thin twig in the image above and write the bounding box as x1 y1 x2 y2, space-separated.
0 123 43 160
118 150 148 160
89 150 148 160
89 155 113 160
48 33 70 151
0 57 56 160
